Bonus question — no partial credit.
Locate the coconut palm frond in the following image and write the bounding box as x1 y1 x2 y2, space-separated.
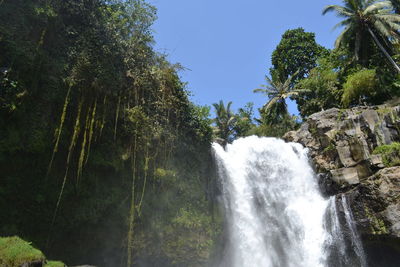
332 18 352 31
264 75 275 86
227 116 236 125
323 5 353 17
253 88 267 94
364 1 393 15
226 101 233 113
334 26 351 48
263 97 280 113
262 83 279 92
282 70 300 89
374 20 395 38
323 0 400 72
212 100 236 146
376 19 393 33
377 13 400 23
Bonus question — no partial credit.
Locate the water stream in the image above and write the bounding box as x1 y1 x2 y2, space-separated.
213 136 366 267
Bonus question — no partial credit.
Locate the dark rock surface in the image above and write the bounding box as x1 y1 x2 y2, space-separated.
284 104 400 264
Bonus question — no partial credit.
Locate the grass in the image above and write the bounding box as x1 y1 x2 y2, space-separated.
373 142 400 167
0 236 66 267
323 142 335 153
44 260 66 267
377 106 392 115
0 236 45 266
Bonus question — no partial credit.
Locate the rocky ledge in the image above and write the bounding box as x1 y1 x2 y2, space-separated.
284 104 400 264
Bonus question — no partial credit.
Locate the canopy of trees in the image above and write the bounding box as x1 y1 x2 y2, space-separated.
252 1 400 128
0 1 219 266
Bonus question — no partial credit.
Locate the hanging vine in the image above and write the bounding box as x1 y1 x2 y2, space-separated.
50 96 83 227
47 84 71 176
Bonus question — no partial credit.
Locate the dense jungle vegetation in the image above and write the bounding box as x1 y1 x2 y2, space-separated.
213 0 400 140
2 0 400 266
0 0 218 266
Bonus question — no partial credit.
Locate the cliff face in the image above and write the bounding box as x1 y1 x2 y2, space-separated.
284 105 400 264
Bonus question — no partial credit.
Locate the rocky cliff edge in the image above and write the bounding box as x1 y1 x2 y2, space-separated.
284 104 400 264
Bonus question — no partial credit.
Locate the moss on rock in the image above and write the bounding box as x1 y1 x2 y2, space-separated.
0 236 45 266
44 261 66 267
364 206 389 235
0 236 66 267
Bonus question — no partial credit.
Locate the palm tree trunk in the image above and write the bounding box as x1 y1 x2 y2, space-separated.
355 30 361 62
367 26 400 74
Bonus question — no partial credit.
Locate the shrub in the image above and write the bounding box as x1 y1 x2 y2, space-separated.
0 236 45 266
342 69 377 107
373 142 400 167
295 58 341 117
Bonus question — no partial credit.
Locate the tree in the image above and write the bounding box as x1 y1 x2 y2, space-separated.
295 56 342 117
270 28 328 83
0 1 217 266
233 102 255 138
323 0 400 73
212 100 236 147
253 73 305 124
249 115 300 138
342 68 378 106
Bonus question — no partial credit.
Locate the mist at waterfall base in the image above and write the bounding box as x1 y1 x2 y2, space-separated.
212 136 367 267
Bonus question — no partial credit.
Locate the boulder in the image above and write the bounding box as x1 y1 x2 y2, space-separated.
285 104 400 186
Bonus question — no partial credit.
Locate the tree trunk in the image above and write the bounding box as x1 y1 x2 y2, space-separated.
367 26 400 74
355 30 361 62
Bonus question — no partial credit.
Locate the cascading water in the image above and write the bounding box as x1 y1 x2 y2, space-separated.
324 196 367 267
341 195 367 267
213 136 367 267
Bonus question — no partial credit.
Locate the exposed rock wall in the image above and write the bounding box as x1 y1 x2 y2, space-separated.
284 105 400 264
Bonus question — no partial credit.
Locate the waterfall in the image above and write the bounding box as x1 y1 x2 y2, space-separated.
341 195 367 267
213 136 367 267
324 197 348 266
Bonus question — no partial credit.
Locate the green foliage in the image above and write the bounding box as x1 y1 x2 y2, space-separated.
0 236 45 266
234 102 255 138
0 236 66 267
154 168 177 186
249 1 400 132
249 115 300 138
0 69 26 113
0 0 217 266
295 56 342 117
323 142 336 153
373 142 400 167
44 261 66 267
323 0 400 72
342 69 377 106
254 73 304 125
160 206 218 266
212 100 236 146
270 28 328 82
190 104 213 140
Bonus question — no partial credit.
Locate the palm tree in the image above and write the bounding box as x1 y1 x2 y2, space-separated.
389 0 400 13
323 0 400 73
212 100 236 147
253 73 304 124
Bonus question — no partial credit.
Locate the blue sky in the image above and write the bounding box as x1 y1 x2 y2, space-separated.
151 0 342 115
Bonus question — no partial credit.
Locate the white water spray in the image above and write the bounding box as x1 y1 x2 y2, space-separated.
213 136 366 267
341 195 367 267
